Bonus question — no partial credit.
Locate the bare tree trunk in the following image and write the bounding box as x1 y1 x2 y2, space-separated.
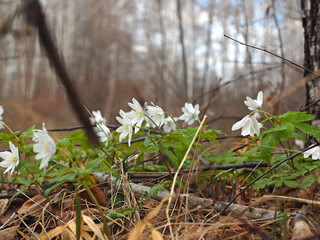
158 0 167 108
186 0 194 102
271 0 285 114
176 0 189 102
104 42 118 117
241 0 255 93
301 0 320 119
200 0 214 106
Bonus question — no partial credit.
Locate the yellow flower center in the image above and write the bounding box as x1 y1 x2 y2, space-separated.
9 154 18 164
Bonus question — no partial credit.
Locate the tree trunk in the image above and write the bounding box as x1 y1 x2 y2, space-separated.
301 0 320 119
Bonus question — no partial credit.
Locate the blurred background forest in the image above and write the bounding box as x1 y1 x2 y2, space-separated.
0 0 305 134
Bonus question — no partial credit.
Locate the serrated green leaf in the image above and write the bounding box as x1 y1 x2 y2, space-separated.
260 133 277 163
294 122 320 138
283 180 300 188
252 178 270 190
19 126 35 138
259 124 287 139
160 148 179 167
173 143 187 161
280 111 315 123
278 122 294 141
300 175 316 188
57 138 72 148
129 165 167 172
0 132 16 141
208 150 235 164
141 144 160 154
85 157 105 169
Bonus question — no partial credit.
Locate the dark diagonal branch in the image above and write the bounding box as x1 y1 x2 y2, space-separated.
23 0 99 146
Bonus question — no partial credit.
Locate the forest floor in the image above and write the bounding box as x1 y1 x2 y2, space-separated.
0 98 320 240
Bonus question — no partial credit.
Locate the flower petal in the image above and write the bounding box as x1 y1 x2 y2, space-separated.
257 91 263 106
231 115 249 131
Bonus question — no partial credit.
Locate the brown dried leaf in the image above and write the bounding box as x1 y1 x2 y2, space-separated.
0 225 18 240
17 194 48 217
292 220 313 240
150 229 163 240
79 183 108 209
128 195 171 240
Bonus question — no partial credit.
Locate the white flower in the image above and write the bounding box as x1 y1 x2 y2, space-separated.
116 110 133 146
163 116 178 133
33 123 56 169
179 103 200 125
0 141 19 175
244 91 263 111
0 106 5 129
90 110 106 125
294 139 305 149
90 110 110 146
231 115 263 137
96 123 111 146
145 103 165 128
128 98 145 133
303 145 320 160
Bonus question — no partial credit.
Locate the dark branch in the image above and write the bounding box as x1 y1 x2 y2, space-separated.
24 0 99 146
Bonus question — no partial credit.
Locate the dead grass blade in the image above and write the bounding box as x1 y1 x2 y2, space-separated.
82 215 106 240
128 194 171 240
166 115 207 238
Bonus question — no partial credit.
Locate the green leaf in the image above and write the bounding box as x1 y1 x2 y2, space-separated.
300 175 316 188
106 208 137 220
44 181 67 197
56 138 72 148
293 122 320 138
141 144 160 154
0 132 16 141
19 126 35 138
129 165 167 172
85 157 105 169
278 122 294 141
203 128 224 145
160 148 179 167
252 178 270 190
280 111 315 123
260 122 294 141
283 180 300 188
173 143 187 161
208 150 235 164
260 133 277 163
260 124 287 139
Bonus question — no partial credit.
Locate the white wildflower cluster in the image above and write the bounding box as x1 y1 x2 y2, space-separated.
0 122 57 174
116 98 167 146
116 98 201 146
231 91 263 137
0 100 202 174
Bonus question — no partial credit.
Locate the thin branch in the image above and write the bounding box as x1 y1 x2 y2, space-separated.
224 34 320 77
127 161 268 179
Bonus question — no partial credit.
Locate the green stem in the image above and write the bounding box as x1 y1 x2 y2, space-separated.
57 147 78 169
164 112 180 130
3 123 19 141
134 125 157 146
82 181 112 240
144 115 164 135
